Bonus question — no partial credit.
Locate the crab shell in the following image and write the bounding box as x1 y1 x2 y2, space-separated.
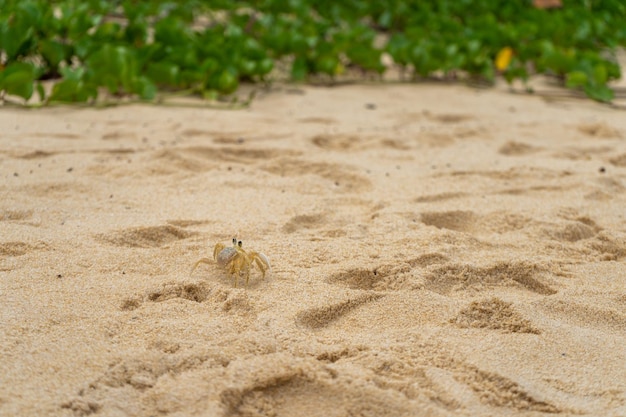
216 246 237 267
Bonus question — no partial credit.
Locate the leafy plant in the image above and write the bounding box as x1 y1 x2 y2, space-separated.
0 0 624 105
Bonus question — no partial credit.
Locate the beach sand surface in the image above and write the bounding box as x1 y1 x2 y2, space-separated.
1 83 625 416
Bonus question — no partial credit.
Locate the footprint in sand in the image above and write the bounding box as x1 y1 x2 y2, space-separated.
356 343 561 413
97 225 195 248
325 253 449 292
414 192 468 203
282 213 325 233
533 298 626 332
0 211 44 262
12 150 57 159
120 281 253 314
0 209 33 222
425 261 557 296
498 141 542 156
101 130 139 141
295 292 385 329
119 281 209 311
576 122 623 139
420 210 477 233
450 297 540 334
326 264 415 291
585 231 626 261
219 353 416 417
147 146 299 175
262 157 372 192
425 112 474 124
311 133 410 151
0 241 44 257
551 145 613 161
608 153 626 167
21 182 93 199
62 349 225 415
31 132 81 140
541 219 601 243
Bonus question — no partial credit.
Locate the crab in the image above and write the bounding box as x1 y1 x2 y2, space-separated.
191 238 271 287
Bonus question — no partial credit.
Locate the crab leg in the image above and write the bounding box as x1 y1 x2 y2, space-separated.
190 258 212 274
249 251 271 280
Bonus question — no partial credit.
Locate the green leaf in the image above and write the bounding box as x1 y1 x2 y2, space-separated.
584 84 614 103
133 76 157 100
125 21 148 46
291 57 308 81
504 65 529 84
378 11 392 29
39 39 68 69
315 55 339 76
200 58 220 75
565 71 588 88
1 18 35 60
0 62 36 100
93 21 123 41
216 69 238 94
543 50 576 74
36 82 46 101
238 59 257 76
2 71 35 100
49 79 97 103
73 38 95 60
146 62 180 87
242 38 264 59
154 16 192 46
386 34 410 66
592 64 608 86
86 44 138 94
257 58 274 76
59 66 86 81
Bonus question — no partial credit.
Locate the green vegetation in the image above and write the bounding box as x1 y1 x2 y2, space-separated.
1 0 625 106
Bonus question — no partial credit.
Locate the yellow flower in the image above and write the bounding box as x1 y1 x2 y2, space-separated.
495 47 514 71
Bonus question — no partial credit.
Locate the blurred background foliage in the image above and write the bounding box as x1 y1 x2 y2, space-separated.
0 0 624 105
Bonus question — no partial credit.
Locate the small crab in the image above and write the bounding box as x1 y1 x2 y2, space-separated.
191 238 271 287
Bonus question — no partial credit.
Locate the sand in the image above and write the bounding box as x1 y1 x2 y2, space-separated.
1 82 625 417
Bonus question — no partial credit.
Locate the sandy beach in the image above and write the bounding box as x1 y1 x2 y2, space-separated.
1 82 625 416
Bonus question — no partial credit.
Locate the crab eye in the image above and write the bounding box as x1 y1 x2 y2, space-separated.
232 237 237 245
238 240 243 247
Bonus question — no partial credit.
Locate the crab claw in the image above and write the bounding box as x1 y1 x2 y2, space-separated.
258 252 271 272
